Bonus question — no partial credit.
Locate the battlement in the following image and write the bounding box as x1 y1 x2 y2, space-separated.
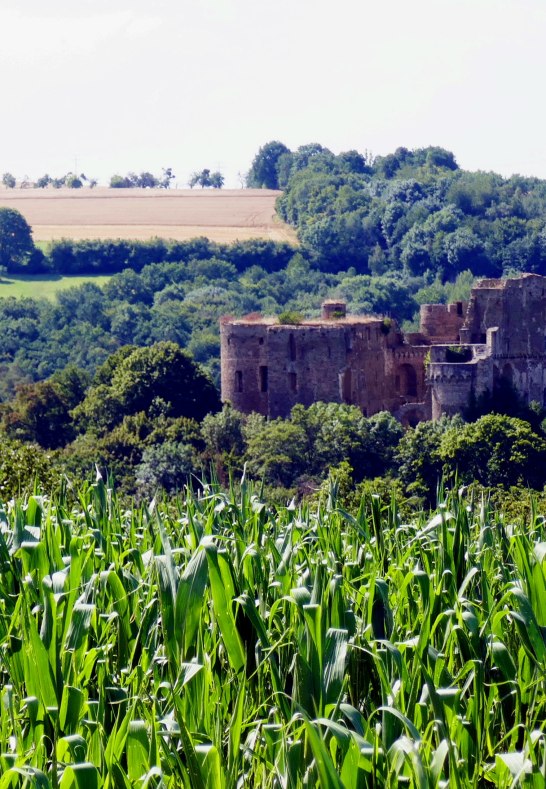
419 301 466 342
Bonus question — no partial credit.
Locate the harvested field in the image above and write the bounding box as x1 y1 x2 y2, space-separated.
0 188 297 244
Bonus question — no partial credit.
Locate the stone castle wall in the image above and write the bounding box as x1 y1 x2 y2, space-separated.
221 274 546 423
220 321 269 414
419 302 466 342
221 317 408 419
221 315 431 420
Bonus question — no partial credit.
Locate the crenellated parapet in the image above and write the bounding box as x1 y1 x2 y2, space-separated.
419 301 467 343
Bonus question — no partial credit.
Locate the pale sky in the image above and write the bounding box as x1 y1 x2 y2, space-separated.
2 0 546 187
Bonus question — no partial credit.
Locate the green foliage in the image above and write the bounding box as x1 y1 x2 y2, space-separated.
277 309 303 324
0 434 57 497
135 440 196 494
445 345 472 362
440 413 546 487
275 141 546 279
65 173 83 189
75 341 220 434
0 365 89 448
109 169 174 188
188 169 224 189
246 140 291 188
0 208 35 271
201 404 246 467
396 416 461 503
1 477 546 784
243 412 308 487
243 403 403 490
2 172 16 188
35 173 51 188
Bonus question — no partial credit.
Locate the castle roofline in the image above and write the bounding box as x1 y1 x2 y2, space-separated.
474 273 546 289
223 314 385 327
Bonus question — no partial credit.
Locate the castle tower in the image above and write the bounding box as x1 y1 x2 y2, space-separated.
321 300 347 320
220 320 270 415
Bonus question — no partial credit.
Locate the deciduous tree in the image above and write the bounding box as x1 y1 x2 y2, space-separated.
2 172 16 188
246 141 291 189
75 341 220 433
0 208 35 270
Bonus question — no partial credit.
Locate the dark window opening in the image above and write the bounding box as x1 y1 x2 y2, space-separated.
397 364 417 397
456 302 463 316
235 370 243 392
502 363 514 385
259 337 264 345
289 333 296 361
341 368 352 403
259 365 268 392
289 372 297 392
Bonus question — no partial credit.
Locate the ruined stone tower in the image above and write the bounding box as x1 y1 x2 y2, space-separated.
221 308 430 423
428 274 546 418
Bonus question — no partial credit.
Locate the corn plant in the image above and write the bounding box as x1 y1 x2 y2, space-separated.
0 476 546 786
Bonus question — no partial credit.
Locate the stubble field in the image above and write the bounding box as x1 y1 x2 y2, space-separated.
0 187 297 243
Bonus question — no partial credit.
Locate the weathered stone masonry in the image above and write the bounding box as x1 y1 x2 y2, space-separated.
220 274 546 423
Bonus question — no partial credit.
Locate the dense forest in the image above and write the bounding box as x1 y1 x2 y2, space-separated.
2 142 546 505
251 140 546 279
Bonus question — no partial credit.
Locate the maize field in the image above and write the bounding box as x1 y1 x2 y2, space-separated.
1 477 546 787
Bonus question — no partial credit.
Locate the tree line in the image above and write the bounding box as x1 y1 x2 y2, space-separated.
2 347 546 511
248 140 546 280
1 166 225 190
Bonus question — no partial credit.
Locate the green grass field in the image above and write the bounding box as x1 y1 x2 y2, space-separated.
0 274 111 300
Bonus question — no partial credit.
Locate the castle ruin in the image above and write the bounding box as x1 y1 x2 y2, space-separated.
220 274 546 424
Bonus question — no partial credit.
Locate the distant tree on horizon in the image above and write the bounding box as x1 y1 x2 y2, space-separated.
188 169 224 189
2 173 16 189
109 169 175 189
246 140 291 189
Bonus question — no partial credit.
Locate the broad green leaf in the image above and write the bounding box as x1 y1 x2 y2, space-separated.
204 540 245 674
59 764 99 789
304 720 345 789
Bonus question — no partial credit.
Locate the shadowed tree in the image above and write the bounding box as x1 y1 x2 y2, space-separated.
247 141 291 189
0 208 35 270
74 341 220 433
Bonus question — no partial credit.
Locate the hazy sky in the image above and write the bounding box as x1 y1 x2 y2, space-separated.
2 0 545 187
